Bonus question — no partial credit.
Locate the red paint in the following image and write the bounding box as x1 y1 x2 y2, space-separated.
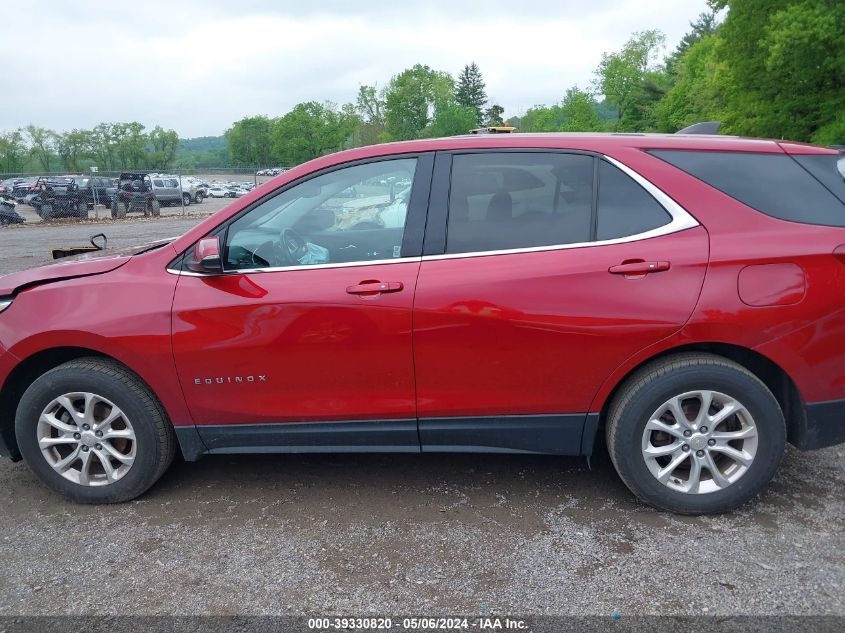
737 263 805 307
0 133 843 438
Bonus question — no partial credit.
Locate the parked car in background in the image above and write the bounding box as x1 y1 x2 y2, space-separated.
179 176 206 204
207 185 230 198
225 185 247 198
12 178 38 202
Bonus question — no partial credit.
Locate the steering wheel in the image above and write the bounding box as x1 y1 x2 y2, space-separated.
280 228 308 264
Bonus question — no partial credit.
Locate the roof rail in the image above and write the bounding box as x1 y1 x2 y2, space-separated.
676 121 721 135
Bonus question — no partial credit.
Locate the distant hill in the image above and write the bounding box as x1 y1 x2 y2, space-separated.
176 136 230 168
178 136 227 153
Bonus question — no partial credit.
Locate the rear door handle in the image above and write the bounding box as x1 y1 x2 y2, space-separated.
346 281 404 295
608 260 671 275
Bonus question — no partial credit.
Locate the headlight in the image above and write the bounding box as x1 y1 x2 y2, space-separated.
0 299 12 314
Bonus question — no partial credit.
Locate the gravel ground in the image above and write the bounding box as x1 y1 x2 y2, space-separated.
0 218 843 617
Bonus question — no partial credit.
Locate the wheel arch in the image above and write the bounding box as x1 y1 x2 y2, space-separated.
594 342 806 447
0 346 174 461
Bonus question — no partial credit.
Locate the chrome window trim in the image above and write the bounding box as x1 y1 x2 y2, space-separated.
167 257 422 277
0 299 12 313
167 153 698 276
420 154 699 262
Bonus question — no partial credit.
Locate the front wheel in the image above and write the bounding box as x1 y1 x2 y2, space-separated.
15 358 177 504
605 353 786 514
194 192 204 203
182 193 191 206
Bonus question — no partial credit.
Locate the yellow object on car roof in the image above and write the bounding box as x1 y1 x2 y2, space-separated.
469 126 517 134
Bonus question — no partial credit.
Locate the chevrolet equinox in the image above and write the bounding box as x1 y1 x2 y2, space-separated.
1 133 844 514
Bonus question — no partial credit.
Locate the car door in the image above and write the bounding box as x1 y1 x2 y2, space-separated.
171 154 433 453
413 151 708 454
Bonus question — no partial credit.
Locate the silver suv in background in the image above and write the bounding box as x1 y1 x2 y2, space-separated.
148 174 207 206
149 176 183 206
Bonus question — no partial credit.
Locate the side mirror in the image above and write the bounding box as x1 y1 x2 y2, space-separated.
187 236 223 274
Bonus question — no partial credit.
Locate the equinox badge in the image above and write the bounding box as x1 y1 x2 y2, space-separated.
194 375 268 385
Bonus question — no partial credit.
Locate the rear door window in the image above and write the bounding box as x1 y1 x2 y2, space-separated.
445 152 594 254
649 150 845 227
444 152 676 255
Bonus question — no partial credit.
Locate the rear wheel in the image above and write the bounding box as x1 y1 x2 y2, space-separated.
40 203 53 220
605 353 786 514
15 358 176 504
77 201 88 219
150 200 161 217
110 201 119 219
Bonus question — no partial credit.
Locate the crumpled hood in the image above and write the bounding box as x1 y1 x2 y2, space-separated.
0 250 132 297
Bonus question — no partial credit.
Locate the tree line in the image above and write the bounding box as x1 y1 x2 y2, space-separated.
227 0 843 168
515 0 843 144
3 0 842 174
0 123 180 174
225 61 502 168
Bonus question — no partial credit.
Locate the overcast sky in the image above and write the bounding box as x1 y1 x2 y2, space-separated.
4 0 711 138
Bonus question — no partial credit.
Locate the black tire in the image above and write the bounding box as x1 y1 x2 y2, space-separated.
194 192 204 204
77 201 88 220
110 201 119 219
182 193 191 206
605 353 786 515
150 199 161 217
41 203 53 220
15 358 177 504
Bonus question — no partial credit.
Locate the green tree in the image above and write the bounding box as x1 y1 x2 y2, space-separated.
356 84 386 127
455 62 487 125
54 129 91 171
226 116 274 167
111 122 148 169
423 105 478 137
665 11 719 77
355 84 387 146
559 88 604 131
484 104 505 126
271 101 359 166
654 34 723 132
90 123 117 170
0 129 26 173
384 64 455 140
25 125 55 171
709 0 845 142
516 105 564 132
594 30 667 127
148 126 180 170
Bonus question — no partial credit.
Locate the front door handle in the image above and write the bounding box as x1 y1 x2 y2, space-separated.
608 260 671 276
346 280 404 296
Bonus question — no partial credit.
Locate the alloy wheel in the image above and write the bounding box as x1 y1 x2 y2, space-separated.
36 392 137 486
641 390 758 494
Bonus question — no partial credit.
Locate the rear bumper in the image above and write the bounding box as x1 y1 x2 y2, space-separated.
792 399 845 450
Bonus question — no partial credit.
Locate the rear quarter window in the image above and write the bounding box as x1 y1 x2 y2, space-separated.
649 150 845 227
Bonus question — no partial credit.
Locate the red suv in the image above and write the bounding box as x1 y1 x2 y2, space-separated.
1 133 844 513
